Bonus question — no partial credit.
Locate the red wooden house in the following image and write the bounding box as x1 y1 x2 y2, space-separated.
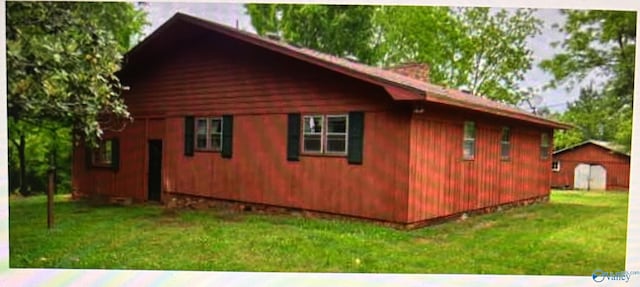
551 140 630 191
72 13 569 226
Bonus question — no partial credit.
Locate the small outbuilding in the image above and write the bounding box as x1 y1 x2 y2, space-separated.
72 13 569 227
551 140 630 191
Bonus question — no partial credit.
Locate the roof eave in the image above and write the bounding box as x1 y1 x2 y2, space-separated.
424 92 571 130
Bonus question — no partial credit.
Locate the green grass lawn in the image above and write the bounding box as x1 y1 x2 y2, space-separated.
9 190 627 275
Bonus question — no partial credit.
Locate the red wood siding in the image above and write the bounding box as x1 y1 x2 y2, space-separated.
122 35 394 117
71 25 561 224
74 33 412 223
551 144 630 190
163 110 410 222
73 119 149 200
408 105 553 222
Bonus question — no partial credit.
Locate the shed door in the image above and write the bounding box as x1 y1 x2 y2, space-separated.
589 165 606 190
574 164 606 190
574 164 590 190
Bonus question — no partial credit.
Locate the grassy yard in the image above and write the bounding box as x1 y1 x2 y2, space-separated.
9 190 627 275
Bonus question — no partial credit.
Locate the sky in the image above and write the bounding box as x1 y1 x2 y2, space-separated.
138 2 586 112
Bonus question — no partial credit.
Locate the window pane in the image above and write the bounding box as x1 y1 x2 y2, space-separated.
501 143 510 158
541 133 549 146
208 118 222 151
196 119 208 149
211 136 222 151
540 147 549 159
303 134 322 152
196 134 207 149
501 127 510 142
210 118 222 133
196 119 207 135
464 122 475 139
540 133 549 158
326 134 346 153
103 141 112 164
327 116 347 133
93 140 112 165
463 140 475 158
304 116 323 133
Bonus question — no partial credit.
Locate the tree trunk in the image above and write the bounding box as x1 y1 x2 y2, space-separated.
18 133 29 196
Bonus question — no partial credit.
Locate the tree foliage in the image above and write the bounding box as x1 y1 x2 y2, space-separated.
553 85 620 150
7 2 147 144
6 2 147 194
540 10 636 151
245 4 543 104
246 5 379 64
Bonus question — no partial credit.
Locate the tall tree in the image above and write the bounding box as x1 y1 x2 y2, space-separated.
6 2 147 195
245 4 543 104
377 7 542 104
553 85 620 150
540 10 636 150
246 4 379 64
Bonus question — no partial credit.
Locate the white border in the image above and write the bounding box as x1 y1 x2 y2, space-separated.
2 0 639 286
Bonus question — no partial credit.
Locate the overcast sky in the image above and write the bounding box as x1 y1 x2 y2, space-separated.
138 3 586 112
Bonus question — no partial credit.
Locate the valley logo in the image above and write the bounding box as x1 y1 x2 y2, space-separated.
592 269 640 283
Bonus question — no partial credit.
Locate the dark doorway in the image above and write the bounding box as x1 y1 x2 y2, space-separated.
148 140 162 201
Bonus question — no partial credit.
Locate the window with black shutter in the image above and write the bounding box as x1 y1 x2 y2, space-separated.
187 115 233 158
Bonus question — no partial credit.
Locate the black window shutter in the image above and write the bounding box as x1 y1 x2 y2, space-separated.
348 111 365 165
287 113 301 161
85 146 93 169
111 138 120 172
184 116 194 156
221 115 233 158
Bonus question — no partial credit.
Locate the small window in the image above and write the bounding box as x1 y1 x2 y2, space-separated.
501 127 510 160
463 121 476 160
195 117 223 151
540 133 550 159
92 139 113 166
552 160 560 172
302 114 348 155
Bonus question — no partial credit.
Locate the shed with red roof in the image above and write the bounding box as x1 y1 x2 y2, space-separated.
72 13 569 227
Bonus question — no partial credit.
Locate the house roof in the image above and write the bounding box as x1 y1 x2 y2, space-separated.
123 12 570 129
553 140 630 157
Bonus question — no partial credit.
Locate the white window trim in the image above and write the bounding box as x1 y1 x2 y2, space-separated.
325 114 349 155
195 116 223 152
302 114 349 156
552 160 561 172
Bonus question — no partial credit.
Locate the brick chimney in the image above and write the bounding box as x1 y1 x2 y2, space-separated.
387 62 430 83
